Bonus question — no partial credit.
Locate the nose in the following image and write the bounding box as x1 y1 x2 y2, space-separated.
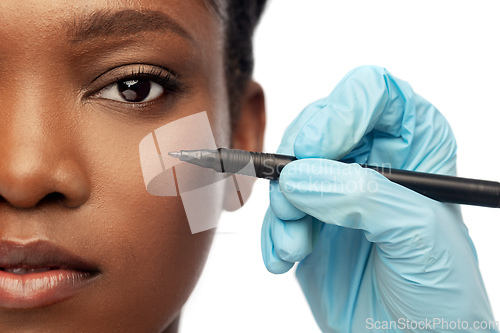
0 110 91 210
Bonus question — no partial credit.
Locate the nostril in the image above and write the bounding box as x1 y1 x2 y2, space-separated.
40 192 66 206
0 191 66 210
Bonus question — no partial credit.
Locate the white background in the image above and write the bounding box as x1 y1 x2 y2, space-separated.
182 1 500 331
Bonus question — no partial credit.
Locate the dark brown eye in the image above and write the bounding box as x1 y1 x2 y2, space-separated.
98 79 163 103
118 80 151 102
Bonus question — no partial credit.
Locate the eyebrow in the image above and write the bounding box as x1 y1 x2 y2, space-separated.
67 9 192 43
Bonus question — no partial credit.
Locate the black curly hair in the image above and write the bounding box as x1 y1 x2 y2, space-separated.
206 0 267 129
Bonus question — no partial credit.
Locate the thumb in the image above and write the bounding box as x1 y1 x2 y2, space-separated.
279 159 461 266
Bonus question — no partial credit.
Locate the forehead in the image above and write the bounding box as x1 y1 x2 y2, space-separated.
0 0 222 48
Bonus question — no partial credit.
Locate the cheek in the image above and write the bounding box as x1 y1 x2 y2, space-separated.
94 188 217 330
73 113 224 330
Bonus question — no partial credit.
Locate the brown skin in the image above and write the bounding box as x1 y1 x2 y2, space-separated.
0 0 265 332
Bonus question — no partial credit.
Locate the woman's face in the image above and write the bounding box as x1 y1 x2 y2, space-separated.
0 0 255 331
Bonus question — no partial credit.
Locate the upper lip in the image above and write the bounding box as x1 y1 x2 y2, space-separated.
0 240 100 272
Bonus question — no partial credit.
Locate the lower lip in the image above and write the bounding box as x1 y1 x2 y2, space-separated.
0 269 98 308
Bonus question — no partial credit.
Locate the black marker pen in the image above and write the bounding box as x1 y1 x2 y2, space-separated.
168 148 500 208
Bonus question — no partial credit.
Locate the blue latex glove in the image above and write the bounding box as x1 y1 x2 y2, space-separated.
261 66 497 332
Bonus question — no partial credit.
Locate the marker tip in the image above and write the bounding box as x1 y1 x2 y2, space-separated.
168 151 181 158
